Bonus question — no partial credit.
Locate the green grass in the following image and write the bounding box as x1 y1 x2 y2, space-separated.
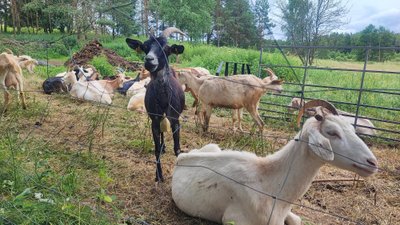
0 91 122 224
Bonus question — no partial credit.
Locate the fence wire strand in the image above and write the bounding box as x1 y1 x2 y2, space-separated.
1 20 398 225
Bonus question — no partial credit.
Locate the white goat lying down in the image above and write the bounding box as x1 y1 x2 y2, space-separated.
126 77 151 112
172 100 378 225
290 97 377 136
63 71 114 104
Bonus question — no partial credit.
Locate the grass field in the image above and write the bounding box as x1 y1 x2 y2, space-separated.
0 33 399 224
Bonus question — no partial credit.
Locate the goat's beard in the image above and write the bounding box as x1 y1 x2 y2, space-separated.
144 62 158 73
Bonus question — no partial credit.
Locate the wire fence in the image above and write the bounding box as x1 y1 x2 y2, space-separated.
1 11 399 225
254 45 400 145
1 76 394 225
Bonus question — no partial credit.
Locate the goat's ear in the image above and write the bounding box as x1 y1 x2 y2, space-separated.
308 127 334 161
270 79 283 85
170 44 185 54
126 38 143 52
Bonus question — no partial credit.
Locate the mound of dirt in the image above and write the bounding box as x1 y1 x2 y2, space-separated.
64 40 142 71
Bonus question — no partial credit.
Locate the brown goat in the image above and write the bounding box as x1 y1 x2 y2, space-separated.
0 53 27 111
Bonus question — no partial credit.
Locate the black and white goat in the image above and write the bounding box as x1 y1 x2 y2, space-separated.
126 27 186 182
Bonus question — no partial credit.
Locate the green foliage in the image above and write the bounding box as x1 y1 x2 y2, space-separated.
89 55 115 77
218 0 258 48
156 0 215 40
356 24 397 61
279 0 349 65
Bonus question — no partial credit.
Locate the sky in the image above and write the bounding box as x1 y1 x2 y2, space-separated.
267 0 400 38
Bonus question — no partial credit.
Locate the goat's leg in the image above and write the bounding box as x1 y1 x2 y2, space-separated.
246 106 264 134
3 91 10 113
284 212 301 225
191 90 199 108
15 73 27 110
202 105 212 132
232 109 238 132
170 117 182 156
237 109 243 132
160 132 166 154
19 92 27 110
232 109 244 132
151 121 164 182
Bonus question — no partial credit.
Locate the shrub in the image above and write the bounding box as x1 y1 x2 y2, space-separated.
89 55 115 77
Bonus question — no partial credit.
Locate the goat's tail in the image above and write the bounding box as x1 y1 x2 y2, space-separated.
160 115 171 133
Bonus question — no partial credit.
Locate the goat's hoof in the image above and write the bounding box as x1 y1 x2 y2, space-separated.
174 149 186 156
155 176 165 183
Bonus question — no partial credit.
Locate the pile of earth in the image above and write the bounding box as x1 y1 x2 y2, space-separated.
64 40 142 71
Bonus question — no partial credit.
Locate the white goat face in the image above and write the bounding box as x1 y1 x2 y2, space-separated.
304 114 378 177
63 71 76 85
116 73 125 88
267 79 283 93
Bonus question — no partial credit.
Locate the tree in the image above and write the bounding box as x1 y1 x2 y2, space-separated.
10 0 21 34
218 0 257 48
252 0 274 48
279 0 349 65
356 24 396 61
0 0 11 33
156 0 215 40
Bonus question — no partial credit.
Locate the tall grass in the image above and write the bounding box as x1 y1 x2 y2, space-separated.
0 120 117 224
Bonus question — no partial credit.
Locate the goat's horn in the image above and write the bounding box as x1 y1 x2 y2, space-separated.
296 99 338 127
264 68 275 77
5 48 13 54
162 27 186 38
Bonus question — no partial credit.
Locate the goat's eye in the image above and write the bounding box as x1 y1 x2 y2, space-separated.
327 131 340 138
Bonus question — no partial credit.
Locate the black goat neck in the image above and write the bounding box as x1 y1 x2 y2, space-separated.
151 67 172 81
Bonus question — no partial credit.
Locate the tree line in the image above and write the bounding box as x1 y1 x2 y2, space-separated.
1 0 399 63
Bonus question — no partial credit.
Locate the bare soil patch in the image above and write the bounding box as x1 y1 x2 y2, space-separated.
64 40 142 71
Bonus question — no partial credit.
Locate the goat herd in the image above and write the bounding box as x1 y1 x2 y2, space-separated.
0 27 379 225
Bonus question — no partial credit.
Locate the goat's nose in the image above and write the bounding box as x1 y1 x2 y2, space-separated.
366 158 378 167
145 55 154 61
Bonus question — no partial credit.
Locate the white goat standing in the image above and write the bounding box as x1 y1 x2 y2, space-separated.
172 100 378 225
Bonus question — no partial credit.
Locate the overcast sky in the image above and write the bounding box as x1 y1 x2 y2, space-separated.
267 0 400 38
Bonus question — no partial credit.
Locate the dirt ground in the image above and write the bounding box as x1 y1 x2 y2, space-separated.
64 40 142 71
7 72 400 225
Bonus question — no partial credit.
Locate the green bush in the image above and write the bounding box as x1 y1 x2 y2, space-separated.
89 55 115 77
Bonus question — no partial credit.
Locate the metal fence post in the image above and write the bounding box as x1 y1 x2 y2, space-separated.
258 48 263 77
298 48 312 126
224 62 229 76
354 47 370 131
216 61 224 76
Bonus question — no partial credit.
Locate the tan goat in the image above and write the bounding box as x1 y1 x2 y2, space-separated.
175 67 211 108
16 55 38 74
198 72 283 134
0 53 27 111
290 97 377 136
